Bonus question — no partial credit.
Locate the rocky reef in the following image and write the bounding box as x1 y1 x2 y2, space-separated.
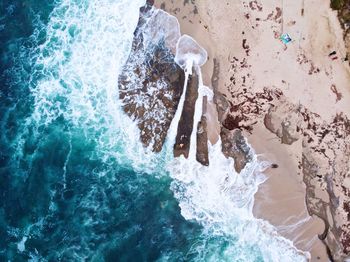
119 5 184 152
196 103 209 166
173 71 198 158
211 59 254 173
120 3 211 167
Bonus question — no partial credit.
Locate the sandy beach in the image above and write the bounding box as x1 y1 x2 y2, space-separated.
154 0 350 260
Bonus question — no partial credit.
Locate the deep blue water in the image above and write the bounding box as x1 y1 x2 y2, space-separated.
0 1 202 261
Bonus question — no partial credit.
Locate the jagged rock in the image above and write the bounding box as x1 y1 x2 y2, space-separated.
119 7 184 152
214 92 230 124
196 117 209 165
196 114 209 166
212 73 252 172
174 69 199 158
212 59 231 124
221 128 252 173
196 96 209 166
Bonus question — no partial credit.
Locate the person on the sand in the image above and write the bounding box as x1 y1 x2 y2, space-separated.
329 50 338 60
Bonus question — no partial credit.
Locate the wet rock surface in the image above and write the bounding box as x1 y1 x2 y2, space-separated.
221 128 253 173
196 115 209 166
212 59 253 173
119 6 184 152
174 70 199 158
196 97 209 166
120 3 210 164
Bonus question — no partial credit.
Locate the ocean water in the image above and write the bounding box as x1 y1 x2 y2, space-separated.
0 0 308 261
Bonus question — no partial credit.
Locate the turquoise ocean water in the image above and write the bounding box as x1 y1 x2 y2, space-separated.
0 1 309 261
0 1 204 260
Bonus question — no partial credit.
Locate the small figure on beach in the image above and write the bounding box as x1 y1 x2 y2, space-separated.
271 163 279 168
328 50 338 60
329 50 336 56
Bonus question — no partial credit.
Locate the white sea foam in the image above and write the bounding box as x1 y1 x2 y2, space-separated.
17 236 27 253
27 0 165 171
142 9 181 53
166 31 310 261
175 35 208 73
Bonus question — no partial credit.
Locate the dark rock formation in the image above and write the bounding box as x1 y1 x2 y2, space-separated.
119 7 184 152
221 128 253 173
212 59 253 173
120 4 209 164
196 97 209 166
174 70 199 158
214 92 230 124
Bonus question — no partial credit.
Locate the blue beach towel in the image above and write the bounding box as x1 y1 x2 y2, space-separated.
280 33 292 44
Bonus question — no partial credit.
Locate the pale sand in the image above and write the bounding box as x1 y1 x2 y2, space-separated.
154 0 350 260
248 122 328 260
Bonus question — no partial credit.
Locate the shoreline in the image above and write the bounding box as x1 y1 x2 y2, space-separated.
153 0 350 260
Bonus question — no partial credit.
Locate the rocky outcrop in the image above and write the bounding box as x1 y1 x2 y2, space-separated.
196 96 209 166
221 128 253 173
196 115 209 166
121 3 210 165
300 111 350 261
212 59 253 173
174 70 199 158
119 6 184 152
